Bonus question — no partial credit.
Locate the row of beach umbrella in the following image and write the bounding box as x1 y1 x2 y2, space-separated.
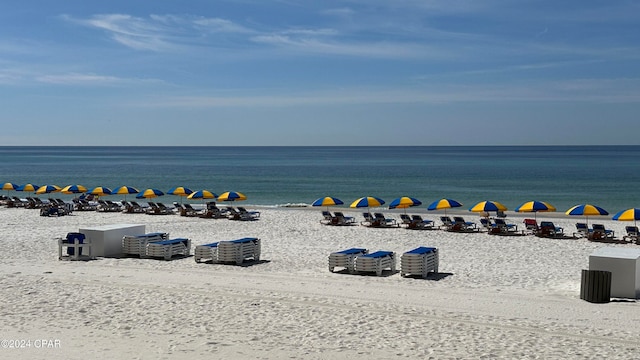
312 196 640 226
2 182 246 203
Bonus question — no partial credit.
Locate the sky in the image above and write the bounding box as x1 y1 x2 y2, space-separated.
1 0 639 146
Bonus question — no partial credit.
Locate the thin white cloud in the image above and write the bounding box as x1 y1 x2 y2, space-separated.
35 72 164 86
61 13 252 52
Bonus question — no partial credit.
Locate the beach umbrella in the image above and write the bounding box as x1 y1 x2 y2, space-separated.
312 196 344 213
168 186 193 197
168 186 194 204
350 196 385 208
187 189 217 207
113 185 139 201
136 188 164 199
16 183 39 194
389 196 421 209
88 186 113 198
427 198 463 215
61 184 88 194
2 182 19 195
389 196 421 214
312 196 344 207
217 191 247 202
36 184 62 195
187 190 217 200
469 200 507 213
565 204 608 226
612 208 640 226
515 200 556 220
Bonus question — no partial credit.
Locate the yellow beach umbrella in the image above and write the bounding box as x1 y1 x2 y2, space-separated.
61 184 88 194
36 184 62 195
217 191 247 202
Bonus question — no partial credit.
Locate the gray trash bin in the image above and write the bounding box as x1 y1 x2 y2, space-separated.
580 269 611 303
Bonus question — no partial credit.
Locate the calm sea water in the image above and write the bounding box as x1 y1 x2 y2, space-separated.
1 146 639 213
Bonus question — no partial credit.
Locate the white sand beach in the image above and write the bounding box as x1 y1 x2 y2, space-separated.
1 206 640 359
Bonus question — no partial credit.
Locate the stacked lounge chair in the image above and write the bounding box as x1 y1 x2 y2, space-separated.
401 247 439 278
328 248 368 273
122 232 169 257
145 238 191 260
355 250 396 276
194 237 261 264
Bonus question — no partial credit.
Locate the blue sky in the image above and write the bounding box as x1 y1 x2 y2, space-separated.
1 0 639 146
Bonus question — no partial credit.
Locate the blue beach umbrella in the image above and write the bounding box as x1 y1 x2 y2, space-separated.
389 196 422 211
427 198 463 215
217 191 247 202
350 196 385 208
168 186 193 197
36 184 62 195
312 196 344 212
2 182 19 195
612 208 640 226
469 200 508 213
61 184 88 194
136 188 164 199
515 200 556 219
168 186 194 204
565 204 608 226
113 185 139 201
17 183 39 193
187 189 217 200
312 196 344 207
88 186 113 198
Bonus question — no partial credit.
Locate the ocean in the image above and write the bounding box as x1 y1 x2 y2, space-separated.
1 146 639 213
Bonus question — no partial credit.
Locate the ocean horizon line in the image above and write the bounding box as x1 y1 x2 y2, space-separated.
1 144 639 149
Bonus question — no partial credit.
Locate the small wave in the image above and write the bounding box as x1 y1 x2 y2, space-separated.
276 203 310 208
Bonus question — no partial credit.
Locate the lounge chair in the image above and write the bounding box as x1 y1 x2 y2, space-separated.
399 214 412 227
329 211 355 226
360 212 379 227
10 196 27 208
237 206 260 220
179 203 201 217
523 219 539 234
122 201 146 213
40 204 66 217
401 247 439 278
623 226 640 244
491 218 518 234
479 218 493 231
145 238 191 260
591 224 615 240
440 216 454 230
156 202 174 214
225 206 241 220
402 215 435 230
454 216 478 231
537 221 564 238
194 242 220 263
373 213 399 227
199 202 225 218
218 237 261 264
122 232 169 257
354 250 396 276
573 223 592 238
320 211 335 225
328 248 368 273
